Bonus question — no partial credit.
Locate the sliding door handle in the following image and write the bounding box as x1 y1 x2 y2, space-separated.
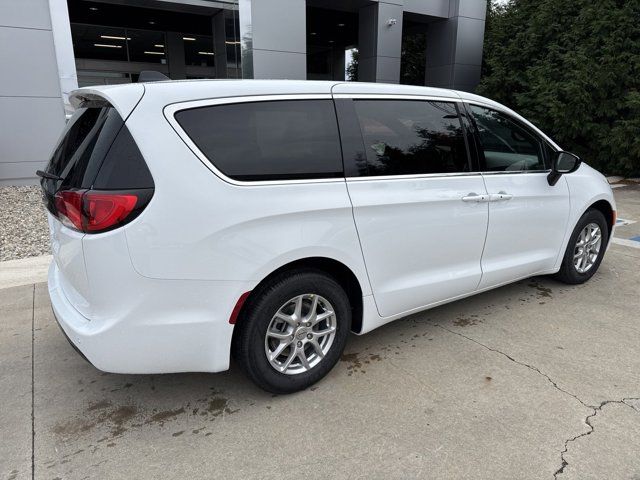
488 192 513 202
462 193 489 203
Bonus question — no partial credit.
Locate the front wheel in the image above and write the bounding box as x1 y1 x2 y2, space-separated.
233 270 351 394
554 209 609 284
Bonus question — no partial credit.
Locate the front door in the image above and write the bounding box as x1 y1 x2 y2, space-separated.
339 97 489 317
466 104 571 289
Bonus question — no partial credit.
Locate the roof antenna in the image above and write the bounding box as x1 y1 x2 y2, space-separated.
138 71 170 83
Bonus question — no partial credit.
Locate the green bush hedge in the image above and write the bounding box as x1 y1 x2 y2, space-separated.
478 0 640 176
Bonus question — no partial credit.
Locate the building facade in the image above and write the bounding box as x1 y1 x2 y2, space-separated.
0 0 486 185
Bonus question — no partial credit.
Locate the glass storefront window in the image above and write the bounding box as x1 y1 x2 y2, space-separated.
67 0 240 85
127 29 167 64
72 24 167 64
184 35 215 67
71 24 129 62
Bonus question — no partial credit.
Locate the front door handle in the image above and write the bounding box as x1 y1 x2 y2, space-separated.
462 193 489 203
488 191 513 202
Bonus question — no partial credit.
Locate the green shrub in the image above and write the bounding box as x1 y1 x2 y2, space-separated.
478 0 640 176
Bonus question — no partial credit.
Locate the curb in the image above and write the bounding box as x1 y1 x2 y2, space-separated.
0 255 52 290
607 176 640 184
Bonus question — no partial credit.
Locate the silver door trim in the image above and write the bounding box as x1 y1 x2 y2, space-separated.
481 170 551 176
333 93 463 103
345 172 482 182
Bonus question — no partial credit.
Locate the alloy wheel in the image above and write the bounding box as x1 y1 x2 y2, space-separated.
573 222 602 274
264 294 337 375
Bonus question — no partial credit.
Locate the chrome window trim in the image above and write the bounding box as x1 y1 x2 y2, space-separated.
481 170 551 176
333 93 462 103
163 94 345 187
164 93 557 186
345 172 481 182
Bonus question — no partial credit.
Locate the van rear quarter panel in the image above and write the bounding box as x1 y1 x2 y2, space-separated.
122 91 371 295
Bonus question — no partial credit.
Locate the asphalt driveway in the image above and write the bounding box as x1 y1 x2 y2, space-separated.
2 185 640 480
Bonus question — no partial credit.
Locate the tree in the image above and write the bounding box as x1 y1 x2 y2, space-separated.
346 49 359 81
345 33 427 85
478 0 640 176
401 32 426 86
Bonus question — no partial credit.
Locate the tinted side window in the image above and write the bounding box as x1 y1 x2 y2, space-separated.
469 105 545 172
93 125 154 189
175 100 343 181
353 100 469 176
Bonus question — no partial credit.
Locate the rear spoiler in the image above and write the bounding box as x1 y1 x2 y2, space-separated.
69 84 145 120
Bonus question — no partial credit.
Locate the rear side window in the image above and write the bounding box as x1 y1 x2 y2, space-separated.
93 126 154 189
353 100 469 176
174 100 343 181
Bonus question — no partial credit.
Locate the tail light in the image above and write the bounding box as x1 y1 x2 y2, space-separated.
54 190 84 231
54 189 152 234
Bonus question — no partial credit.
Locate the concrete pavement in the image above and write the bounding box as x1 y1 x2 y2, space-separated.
0 255 51 290
1 185 639 480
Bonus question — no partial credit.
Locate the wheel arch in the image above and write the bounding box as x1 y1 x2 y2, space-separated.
233 257 364 339
587 199 615 240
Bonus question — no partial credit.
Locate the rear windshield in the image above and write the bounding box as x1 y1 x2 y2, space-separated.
47 106 124 190
41 103 154 215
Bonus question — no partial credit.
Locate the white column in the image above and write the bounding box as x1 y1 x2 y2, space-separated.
358 1 404 84
239 0 306 79
49 0 78 115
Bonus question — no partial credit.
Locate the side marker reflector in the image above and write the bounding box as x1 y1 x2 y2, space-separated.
229 291 251 324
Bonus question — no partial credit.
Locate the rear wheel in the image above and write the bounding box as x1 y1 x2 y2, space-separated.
234 270 351 394
555 209 609 284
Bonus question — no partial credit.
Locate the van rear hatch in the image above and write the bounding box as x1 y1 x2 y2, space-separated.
40 90 153 318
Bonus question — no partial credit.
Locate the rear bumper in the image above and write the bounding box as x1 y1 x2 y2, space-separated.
48 260 248 374
52 309 91 365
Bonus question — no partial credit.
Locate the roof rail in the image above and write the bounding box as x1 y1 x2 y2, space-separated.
138 71 170 83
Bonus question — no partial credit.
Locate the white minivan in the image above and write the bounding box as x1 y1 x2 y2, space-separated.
40 80 615 393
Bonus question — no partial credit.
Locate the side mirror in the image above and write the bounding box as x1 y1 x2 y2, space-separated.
547 151 581 186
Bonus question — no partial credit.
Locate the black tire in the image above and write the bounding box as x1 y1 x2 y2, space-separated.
233 269 351 394
554 209 609 284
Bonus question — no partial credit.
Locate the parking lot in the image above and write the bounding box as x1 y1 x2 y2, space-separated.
2 185 639 480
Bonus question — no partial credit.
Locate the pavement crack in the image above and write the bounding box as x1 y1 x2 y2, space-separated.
622 398 640 413
435 324 590 408
553 399 639 479
433 325 640 479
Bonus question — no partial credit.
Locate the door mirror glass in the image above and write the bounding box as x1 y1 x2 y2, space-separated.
555 151 581 173
548 151 581 186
